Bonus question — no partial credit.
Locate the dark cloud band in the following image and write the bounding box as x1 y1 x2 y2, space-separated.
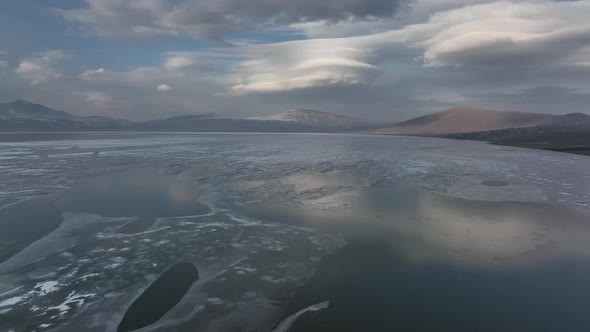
55 0 412 41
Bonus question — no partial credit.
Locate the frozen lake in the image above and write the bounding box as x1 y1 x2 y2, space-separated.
1 132 590 332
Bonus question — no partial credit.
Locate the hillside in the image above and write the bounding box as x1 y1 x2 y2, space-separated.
365 107 590 156
369 107 571 135
0 100 130 131
445 124 590 156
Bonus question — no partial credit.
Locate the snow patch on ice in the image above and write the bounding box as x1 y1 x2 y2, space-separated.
261 276 289 284
261 239 287 251
34 281 60 296
48 291 95 317
207 297 224 305
0 295 26 308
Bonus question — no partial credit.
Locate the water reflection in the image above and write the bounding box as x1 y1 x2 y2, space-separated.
0 169 210 270
284 239 590 332
54 168 210 217
2 161 590 331
233 171 590 331
239 174 590 269
282 171 365 192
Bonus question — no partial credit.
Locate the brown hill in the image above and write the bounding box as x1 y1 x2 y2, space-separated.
370 107 564 135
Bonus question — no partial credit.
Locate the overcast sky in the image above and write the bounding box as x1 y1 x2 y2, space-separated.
1 0 589 121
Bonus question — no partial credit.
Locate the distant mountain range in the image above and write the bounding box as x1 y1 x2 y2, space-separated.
137 109 386 132
0 101 385 133
2 100 589 155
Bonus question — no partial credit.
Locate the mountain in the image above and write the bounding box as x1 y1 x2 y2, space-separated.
367 106 590 156
0 100 73 119
0 102 387 133
0 100 130 131
369 107 566 135
445 124 590 156
250 109 376 127
6 100 587 149
136 109 387 132
132 109 383 132
558 112 590 125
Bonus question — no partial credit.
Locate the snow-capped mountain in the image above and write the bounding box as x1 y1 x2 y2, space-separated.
250 109 378 127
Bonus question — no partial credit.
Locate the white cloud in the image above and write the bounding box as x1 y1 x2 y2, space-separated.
81 67 106 80
226 35 400 95
411 1 590 68
162 54 199 70
157 84 173 91
76 91 112 107
15 50 68 85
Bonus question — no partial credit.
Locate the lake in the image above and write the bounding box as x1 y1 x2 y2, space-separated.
0 133 589 332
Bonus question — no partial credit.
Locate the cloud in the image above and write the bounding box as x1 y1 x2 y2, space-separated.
5 0 590 122
15 50 68 85
76 53 214 90
79 51 223 86
81 67 105 80
157 84 173 91
224 0 590 96
0 51 7 68
76 91 113 107
412 1 590 69
48 51 234 120
468 86 590 114
54 0 411 41
225 33 408 95
288 0 490 38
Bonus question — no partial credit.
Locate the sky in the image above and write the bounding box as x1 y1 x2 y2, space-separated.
0 0 590 121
